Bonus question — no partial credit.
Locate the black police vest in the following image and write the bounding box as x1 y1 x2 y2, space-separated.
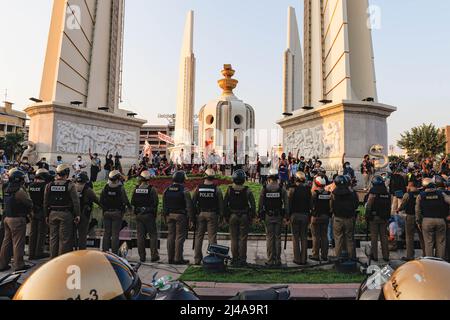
228 186 249 212
313 190 331 217
164 184 186 213
332 190 356 218
48 181 72 211
4 187 28 218
133 185 155 208
371 192 391 219
29 182 46 208
263 187 283 213
420 191 448 219
291 185 311 214
406 191 420 215
103 185 125 211
197 184 218 211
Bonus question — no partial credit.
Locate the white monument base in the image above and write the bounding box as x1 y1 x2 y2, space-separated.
25 102 146 173
277 101 396 185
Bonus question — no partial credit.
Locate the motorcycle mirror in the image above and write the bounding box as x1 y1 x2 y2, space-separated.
118 242 129 259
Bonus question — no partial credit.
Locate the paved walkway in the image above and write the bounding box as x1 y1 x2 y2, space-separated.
0 239 420 300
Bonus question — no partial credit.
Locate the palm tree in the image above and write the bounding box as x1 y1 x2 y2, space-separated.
397 124 446 161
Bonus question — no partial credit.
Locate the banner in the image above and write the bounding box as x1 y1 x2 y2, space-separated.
158 132 175 145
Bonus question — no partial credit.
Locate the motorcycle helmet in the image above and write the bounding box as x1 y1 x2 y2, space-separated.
268 169 279 181
205 169 216 180
139 171 152 182
35 169 51 182
109 170 122 182
14 251 144 300
75 172 90 184
434 175 446 189
334 175 347 187
9 170 26 184
232 169 246 185
7 167 18 176
295 172 306 183
422 178 436 189
383 258 450 300
314 176 326 188
56 164 71 177
372 175 385 187
173 171 187 184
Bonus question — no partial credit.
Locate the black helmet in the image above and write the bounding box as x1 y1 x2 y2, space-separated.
75 172 90 184
9 170 26 184
35 169 51 182
372 175 385 186
334 175 347 187
232 169 246 185
173 171 187 184
434 175 445 189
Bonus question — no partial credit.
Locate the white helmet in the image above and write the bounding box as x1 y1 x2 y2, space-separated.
314 176 327 188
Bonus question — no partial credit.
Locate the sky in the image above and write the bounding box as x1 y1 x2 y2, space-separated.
0 0 449 152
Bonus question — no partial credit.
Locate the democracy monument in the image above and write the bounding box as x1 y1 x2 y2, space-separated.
24 0 395 173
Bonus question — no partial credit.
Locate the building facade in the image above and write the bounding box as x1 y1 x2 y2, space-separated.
140 124 175 156
0 102 27 137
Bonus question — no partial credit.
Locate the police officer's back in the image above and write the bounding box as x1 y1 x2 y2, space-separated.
365 176 391 262
330 175 359 259
191 169 224 265
131 171 159 263
0 171 33 271
100 170 131 255
163 171 193 265
74 172 101 250
416 178 448 259
44 164 81 259
224 169 256 266
28 169 52 260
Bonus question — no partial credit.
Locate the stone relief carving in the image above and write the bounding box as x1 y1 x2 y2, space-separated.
56 120 137 157
285 121 342 159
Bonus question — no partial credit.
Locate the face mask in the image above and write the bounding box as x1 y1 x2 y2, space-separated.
78 158 82 161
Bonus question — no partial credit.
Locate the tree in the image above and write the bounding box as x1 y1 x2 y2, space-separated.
397 124 447 161
0 133 25 161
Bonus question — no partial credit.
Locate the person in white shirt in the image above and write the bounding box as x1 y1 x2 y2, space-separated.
72 156 87 174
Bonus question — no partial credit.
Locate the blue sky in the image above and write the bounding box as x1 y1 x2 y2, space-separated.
0 0 449 151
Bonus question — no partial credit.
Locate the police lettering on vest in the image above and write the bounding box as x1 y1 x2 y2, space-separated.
264 187 282 215
48 181 72 211
164 184 186 214
420 191 448 219
133 185 155 211
29 182 46 208
103 185 124 211
372 193 391 219
197 185 217 212
228 187 249 213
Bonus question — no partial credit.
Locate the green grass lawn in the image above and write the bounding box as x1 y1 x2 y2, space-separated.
180 266 365 284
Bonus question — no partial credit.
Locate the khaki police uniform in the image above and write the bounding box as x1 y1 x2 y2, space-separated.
416 189 448 259
224 184 256 265
330 187 359 259
365 186 391 261
0 185 33 271
44 179 81 259
28 180 48 259
311 189 332 261
192 181 224 265
398 191 424 259
288 182 311 265
131 183 159 262
100 182 131 255
74 183 101 250
163 183 193 264
258 182 289 266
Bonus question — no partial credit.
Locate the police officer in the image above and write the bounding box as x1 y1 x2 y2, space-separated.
365 176 391 262
224 169 256 267
258 169 289 267
44 164 81 259
28 169 51 260
415 178 448 259
131 171 159 263
163 171 193 265
310 176 331 262
192 169 224 265
100 170 131 255
288 171 311 265
330 175 359 259
398 181 423 261
74 172 101 251
0 171 33 271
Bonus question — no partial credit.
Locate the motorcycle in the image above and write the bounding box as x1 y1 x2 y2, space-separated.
0 270 26 300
